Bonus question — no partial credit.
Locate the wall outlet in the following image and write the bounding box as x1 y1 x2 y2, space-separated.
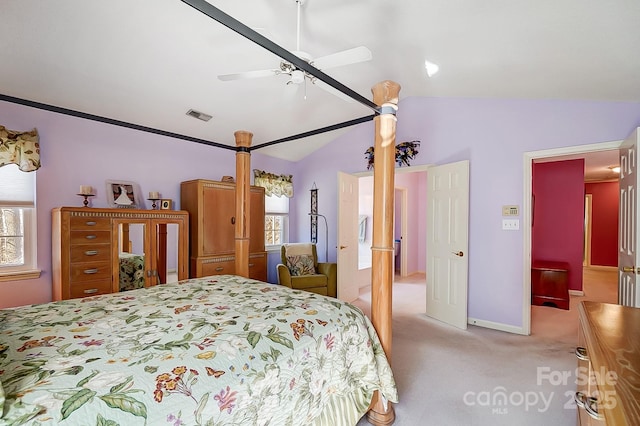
502 219 520 230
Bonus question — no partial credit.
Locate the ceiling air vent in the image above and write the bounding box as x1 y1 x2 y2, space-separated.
186 109 212 122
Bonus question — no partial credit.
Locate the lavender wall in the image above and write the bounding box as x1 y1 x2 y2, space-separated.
3 96 640 330
294 97 640 329
0 100 294 308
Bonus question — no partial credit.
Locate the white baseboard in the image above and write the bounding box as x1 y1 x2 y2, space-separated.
569 290 584 296
468 317 528 335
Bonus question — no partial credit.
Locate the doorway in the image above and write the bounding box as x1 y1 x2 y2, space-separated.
353 165 429 298
522 140 622 335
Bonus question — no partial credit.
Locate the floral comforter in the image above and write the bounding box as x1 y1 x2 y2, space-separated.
0 275 397 425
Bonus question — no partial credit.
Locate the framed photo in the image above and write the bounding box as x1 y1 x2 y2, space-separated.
160 199 172 210
105 180 143 209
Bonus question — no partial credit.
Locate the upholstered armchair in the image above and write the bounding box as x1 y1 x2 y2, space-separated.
277 243 337 297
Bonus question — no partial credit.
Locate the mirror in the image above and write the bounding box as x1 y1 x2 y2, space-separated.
117 222 147 292
155 222 180 284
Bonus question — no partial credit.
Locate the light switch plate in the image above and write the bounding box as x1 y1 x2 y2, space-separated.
502 219 520 230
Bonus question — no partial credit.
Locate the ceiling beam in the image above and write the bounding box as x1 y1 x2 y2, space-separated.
252 115 375 150
0 94 234 150
180 0 380 114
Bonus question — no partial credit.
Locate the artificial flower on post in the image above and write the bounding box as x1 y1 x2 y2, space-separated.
364 140 421 170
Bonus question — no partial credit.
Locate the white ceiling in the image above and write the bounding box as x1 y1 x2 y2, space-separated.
1 0 639 161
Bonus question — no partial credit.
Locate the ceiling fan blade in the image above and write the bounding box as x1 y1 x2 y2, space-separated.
312 46 372 70
217 69 281 81
313 79 355 103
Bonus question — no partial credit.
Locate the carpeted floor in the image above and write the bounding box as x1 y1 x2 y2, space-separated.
354 268 617 426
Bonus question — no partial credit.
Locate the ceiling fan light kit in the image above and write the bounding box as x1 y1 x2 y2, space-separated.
217 0 372 102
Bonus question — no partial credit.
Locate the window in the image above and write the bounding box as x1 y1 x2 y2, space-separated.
0 164 38 279
265 194 289 248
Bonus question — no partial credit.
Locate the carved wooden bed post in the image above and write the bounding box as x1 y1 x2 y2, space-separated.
234 130 253 278
367 80 401 426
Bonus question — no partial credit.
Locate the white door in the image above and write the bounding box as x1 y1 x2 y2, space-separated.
618 128 640 307
337 172 360 302
426 160 470 329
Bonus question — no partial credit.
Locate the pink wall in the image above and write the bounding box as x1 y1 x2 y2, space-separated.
585 181 619 267
532 159 585 291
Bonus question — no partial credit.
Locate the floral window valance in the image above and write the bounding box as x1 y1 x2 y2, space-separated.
0 126 41 172
253 169 294 198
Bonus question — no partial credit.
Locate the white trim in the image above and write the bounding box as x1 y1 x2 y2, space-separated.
468 317 527 335
522 139 623 336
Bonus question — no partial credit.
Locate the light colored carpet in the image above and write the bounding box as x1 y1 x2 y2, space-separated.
354 268 617 426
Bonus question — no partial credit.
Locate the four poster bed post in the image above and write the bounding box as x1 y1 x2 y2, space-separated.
232 80 400 425
367 81 400 425
234 130 253 278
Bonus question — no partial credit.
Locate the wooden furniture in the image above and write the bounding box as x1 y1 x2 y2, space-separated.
180 178 267 281
531 260 570 310
52 207 189 300
576 301 640 425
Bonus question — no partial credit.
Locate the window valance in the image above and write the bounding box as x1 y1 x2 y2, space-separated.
0 126 41 172
253 169 293 198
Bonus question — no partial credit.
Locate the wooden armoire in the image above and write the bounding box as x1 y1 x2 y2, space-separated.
180 179 267 281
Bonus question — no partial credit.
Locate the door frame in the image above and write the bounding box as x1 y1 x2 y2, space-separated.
352 164 432 278
522 139 622 335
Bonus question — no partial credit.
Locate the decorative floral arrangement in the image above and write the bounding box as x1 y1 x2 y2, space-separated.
365 140 421 170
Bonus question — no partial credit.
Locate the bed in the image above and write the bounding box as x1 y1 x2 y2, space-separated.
0 275 397 425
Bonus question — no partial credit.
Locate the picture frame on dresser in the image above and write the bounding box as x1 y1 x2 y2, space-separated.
160 199 172 210
105 180 144 209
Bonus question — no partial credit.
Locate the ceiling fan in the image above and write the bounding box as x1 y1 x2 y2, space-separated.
217 0 372 102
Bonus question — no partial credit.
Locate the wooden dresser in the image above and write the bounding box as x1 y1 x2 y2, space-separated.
576 301 640 425
52 207 189 300
531 260 570 310
180 179 267 281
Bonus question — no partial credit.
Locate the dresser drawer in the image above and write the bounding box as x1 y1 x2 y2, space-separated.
70 244 111 263
70 230 111 245
70 216 111 230
70 261 112 282
248 253 267 281
193 257 235 277
69 279 112 299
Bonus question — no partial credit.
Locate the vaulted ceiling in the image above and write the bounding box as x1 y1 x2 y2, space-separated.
1 0 639 161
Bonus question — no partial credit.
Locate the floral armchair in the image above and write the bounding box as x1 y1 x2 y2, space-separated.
277 243 337 297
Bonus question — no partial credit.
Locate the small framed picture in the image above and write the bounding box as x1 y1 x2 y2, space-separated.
105 180 143 209
160 199 172 210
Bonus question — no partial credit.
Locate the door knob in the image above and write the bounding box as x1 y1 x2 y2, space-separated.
339 245 347 250
623 266 635 273
452 251 464 257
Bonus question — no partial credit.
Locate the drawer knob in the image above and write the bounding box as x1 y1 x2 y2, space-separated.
84 250 99 256
83 288 98 294
249 263 255 267
215 267 224 272
83 268 99 274
86 221 97 226
575 346 589 361
85 235 97 240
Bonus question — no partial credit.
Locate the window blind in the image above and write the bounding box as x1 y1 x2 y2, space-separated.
0 164 36 206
